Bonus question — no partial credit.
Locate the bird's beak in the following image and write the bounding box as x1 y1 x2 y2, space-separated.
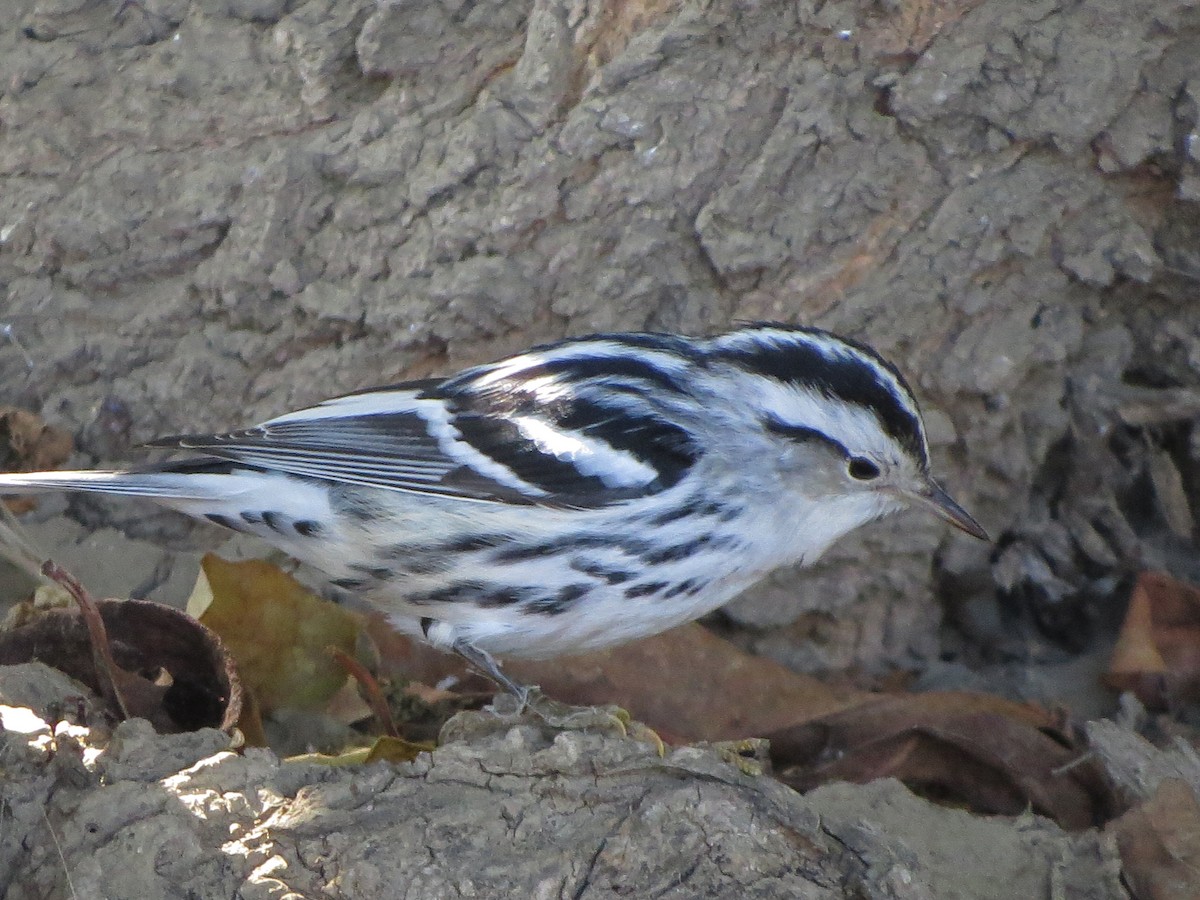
913 479 989 541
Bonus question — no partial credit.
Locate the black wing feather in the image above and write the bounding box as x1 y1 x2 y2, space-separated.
148 342 701 508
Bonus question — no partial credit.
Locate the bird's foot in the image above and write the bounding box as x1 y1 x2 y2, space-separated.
486 687 665 755
450 639 663 753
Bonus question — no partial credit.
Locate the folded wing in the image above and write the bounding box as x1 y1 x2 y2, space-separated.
151 357 699 508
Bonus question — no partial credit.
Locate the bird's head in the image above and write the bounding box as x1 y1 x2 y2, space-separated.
702 324 988 541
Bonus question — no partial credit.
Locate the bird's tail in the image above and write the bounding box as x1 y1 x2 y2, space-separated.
0 468 256 578
2 464 338 550
0 463 256 502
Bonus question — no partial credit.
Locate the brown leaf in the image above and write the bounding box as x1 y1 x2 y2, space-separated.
507 626 869 742
1107 572 1200 709
0 406 73 472
188 554 362 714
766 692 1108 830
367 616 868 743
1110 578 1169 675
1109 778 1200 900
0 406 74 513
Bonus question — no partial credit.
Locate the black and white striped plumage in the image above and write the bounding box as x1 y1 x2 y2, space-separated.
0 324 985 688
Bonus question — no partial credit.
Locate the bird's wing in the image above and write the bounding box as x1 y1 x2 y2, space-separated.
149 364 699 508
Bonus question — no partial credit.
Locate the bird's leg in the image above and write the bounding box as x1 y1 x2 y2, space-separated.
448 639 663 752
450 639 534 710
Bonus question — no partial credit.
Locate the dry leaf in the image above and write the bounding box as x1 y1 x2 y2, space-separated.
1146 446 1194 540
1110 578 1170 675
188 554 361 713
289 734 433 767
766 692 1107 829
1109 778 1200 900
0 406 73 472
322 676 375 727
1107 572 1200 709
506 625 870 742
0 406 73 513
366 616 869 744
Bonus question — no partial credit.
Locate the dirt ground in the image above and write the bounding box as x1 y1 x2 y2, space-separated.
2 0 1200 896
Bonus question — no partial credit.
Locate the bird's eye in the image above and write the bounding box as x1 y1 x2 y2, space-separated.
847 457 881 481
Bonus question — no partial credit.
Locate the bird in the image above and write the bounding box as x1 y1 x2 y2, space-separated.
0 323 987 698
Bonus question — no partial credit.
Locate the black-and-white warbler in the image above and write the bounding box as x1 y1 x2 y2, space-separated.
0 324 986 695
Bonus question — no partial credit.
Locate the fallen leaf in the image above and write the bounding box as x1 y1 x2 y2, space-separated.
1109 778 1200 900
322 675 375 728
0 406 73 472
1106 572 1200 709
0 406 74 513
365 610 1114 828
188 554 361 713
1110 578 1169 675
1146 446 1194 540
765 691 1108 829
366 615 869 744
288 734 433 767
364 734 434 764
509 626 870 742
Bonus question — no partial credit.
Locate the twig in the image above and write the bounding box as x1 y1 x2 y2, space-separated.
329 646 400 738
41 561 131 720
1050 751 1094 777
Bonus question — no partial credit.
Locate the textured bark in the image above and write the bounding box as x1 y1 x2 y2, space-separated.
0 663 1125 900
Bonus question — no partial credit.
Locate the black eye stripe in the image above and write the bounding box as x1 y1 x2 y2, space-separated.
764 417 883 481
763 416 850 457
